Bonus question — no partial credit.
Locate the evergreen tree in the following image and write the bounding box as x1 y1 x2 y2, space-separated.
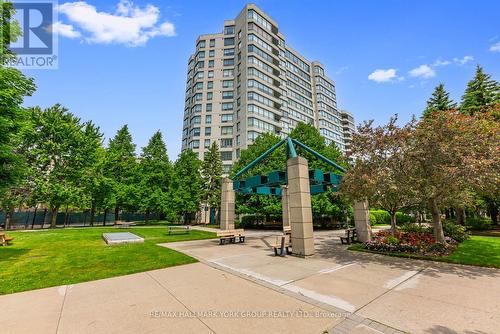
172 150 202 223
105 125 137 222
138 131 173 222
201 142 223 222
460 65 500 115
423 83 456 117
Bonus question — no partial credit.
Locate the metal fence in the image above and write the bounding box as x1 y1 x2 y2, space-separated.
0 211 159 229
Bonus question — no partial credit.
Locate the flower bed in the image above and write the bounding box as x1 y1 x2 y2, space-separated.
363 230 457 256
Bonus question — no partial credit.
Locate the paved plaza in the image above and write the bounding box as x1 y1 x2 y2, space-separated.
1 229 499 333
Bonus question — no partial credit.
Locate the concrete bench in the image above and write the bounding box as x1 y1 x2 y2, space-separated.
168 226 190 235
217 229 245 245
0 232 14 246
271 234 292 256
340 228 357 245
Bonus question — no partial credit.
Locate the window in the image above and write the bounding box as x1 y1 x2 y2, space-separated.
247 9 272 31
222 102 233 111
204 139 211 148
193 93 202 101
221 138 233 148
195 61 204 69
223 164 232 173
191 116 201 124
205 115 212 124
224 37 234 46
208 71 214 78
205 127 212 135
247 131 260 142
221 126 233 135
222 80 234 88
223 48 235 56
223 58 234 66
236 135 240 145
190 140 200 149
209 39 215 47
207 92 213 100
221 114 233 123
196 71 204 79
207 81 213 89
198 40 206 48
191 127 201 137
209 50 215 57
206 103 212 112
222 91 234 99
192 104 202 113
221 151 232 161
194 82 203 91
196 51 205 59
224 26 235 35
208 60 214 68
223 69 234 77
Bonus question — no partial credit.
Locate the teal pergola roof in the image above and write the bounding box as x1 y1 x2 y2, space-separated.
232 137 345 196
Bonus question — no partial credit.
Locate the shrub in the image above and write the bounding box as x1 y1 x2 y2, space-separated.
442 221 469 242
369 213 377 226
466 217 492 231
400 223 431 234
370 210 391 224
395 212 415 225
387 235 399 245
426 242 447 254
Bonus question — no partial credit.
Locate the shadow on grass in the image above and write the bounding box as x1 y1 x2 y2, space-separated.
0 248 30 263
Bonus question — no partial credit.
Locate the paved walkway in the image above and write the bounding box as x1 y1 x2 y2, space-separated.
166 229 500 334
1 229 499 334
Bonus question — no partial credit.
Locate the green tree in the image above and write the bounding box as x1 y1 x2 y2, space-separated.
460 65 500 116
341 116 418 234
172 150 202 223
22 105 87 227
0 1 36 193
105 125 137 222
423 83 456 117
138 131 173 222
201 142 223 222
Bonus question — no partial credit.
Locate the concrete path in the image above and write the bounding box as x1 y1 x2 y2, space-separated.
165 230 500 334
0 261 342 334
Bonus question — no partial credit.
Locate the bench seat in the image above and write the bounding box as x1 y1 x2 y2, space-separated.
271 234 292 256
217 229 245 244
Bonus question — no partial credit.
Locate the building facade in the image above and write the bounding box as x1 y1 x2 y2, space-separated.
181 4 354 174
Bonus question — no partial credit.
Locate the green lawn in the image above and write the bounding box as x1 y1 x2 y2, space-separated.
349 236 500 268
0 227 216 295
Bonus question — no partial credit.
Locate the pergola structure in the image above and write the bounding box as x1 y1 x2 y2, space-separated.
220 137 371 257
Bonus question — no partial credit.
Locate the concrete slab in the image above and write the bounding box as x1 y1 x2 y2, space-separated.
0 286 64 334
102 232 144 245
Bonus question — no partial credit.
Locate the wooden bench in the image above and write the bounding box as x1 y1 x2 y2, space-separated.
217 229 245 245
340 228 357 245
115 221 132 228
0 232 14 246
168 226 190 235
271 234 292 256
283 226 291 235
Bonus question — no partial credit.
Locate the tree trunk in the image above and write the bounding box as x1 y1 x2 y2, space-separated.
41 208 48 229
390 212 397 235
4 207 14 230
90 202 96 227
455 207 465 225
31 206 38 229
64 205 69 227
429 198 445 243
50 206 59 228
145 209 150 224
444 208 451 219
103 209 108 226
487 203 498 225
114 206 119 224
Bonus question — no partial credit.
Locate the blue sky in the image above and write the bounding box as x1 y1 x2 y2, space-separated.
23 0 500 159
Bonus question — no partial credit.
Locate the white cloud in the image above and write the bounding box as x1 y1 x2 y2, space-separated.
368 69 397 82
489 42 500 53
432 59 452 67
409 64 435 79
57 0 176 46
453 55 474 65
51 21 81 38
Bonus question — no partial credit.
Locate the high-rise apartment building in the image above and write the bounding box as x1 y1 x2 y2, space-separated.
340 110 355 155
181 4 353 174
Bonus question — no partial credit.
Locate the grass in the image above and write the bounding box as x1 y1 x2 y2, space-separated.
0 227 216 295
349 236 500 268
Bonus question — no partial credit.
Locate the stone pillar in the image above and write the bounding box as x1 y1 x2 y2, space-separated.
287 156 314 257
281 186 290 229
353 200 372 242
220 178 235 230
